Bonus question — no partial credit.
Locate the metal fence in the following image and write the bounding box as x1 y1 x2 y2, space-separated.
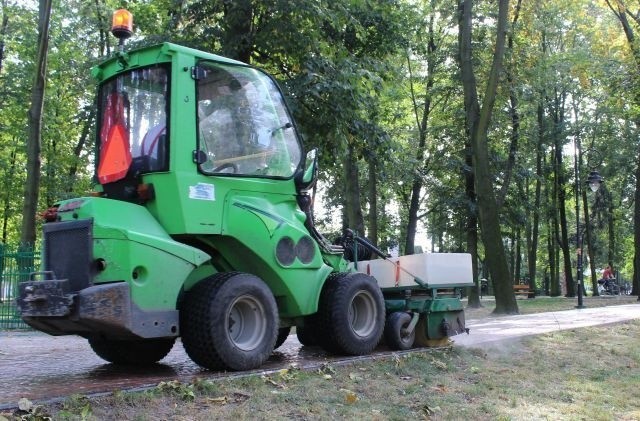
0 245 39 330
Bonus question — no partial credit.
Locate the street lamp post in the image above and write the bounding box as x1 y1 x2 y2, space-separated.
576 170 604 309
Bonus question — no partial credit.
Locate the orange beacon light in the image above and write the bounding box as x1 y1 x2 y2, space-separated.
111 9 133 40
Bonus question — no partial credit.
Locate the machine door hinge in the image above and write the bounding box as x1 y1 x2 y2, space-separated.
191 66 206 80
193 150 207 164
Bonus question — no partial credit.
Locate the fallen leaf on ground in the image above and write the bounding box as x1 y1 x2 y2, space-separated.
340 388 358 404
261 375 286 389
207 396 228 405
431 384 448 393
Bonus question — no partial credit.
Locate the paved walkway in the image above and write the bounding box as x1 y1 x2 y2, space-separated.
453 303 640 347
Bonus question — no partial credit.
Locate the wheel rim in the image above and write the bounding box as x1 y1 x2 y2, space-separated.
400 321 414 345
348 290 378 338
226 294 267 351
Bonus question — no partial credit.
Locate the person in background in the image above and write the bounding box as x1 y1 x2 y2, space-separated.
598 265 616 295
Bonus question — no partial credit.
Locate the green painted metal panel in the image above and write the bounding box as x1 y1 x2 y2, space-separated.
54 197 210 311
210 190 331 316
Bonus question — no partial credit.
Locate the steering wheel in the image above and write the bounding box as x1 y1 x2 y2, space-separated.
212 162 239 173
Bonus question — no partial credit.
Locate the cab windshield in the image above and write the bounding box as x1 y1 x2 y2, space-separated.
97 66 169 185
196 62 301 178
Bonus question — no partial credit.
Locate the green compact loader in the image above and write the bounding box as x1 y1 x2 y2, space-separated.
18 10 472 371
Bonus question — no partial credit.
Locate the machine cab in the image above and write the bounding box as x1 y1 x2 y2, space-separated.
93 44 306 235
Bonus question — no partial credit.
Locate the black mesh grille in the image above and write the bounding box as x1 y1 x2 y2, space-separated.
276 236 296 266
295 236 315 264
43 219 93 292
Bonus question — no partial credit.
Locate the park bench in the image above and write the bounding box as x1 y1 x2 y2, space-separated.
513 284 530 298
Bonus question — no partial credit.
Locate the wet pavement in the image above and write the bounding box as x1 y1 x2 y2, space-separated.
0 332 329 409
1 303 639 409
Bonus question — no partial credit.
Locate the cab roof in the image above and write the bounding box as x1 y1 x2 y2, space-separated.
91 42 248 83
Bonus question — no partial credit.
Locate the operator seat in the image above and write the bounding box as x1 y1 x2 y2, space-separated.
139 124 167 172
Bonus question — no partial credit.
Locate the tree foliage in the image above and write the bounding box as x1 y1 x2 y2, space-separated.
2 0 640 308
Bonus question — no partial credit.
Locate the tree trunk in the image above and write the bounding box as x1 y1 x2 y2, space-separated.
403 11 437 255
366 155 378 247
634 151 640 296
0 0 8 74
527 102 544 296
93 0 111 57
558 178 574 296
515 229 522 285
465 139 481 308
20 0 52 248
571 100 597 297
404 182 420 255
458 0 516 314
344 142 365 235
550 90 575 296
496 0 522 210
67 101 96 192
222 0 254 63
549 156 561 296
583 188 598 296
167 0 186 34
607 188 615 270
2 148 16 244
509 232 516 283
552 219 561 296
604 0 640 297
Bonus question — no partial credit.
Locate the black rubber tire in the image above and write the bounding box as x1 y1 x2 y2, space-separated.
275 327 291 350
180 272 278 371
316 272 385 355
88 337 175 365
384 312 415 351
295 324 317 346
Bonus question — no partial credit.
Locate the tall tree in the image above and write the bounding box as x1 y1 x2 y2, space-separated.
464 136 480 307
496 0 523 210
604 0 640 297
19 0 52 248
0 0 8 74
527 99 544 296
550 87 576 296
458 0 517 313
401 0 457 256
